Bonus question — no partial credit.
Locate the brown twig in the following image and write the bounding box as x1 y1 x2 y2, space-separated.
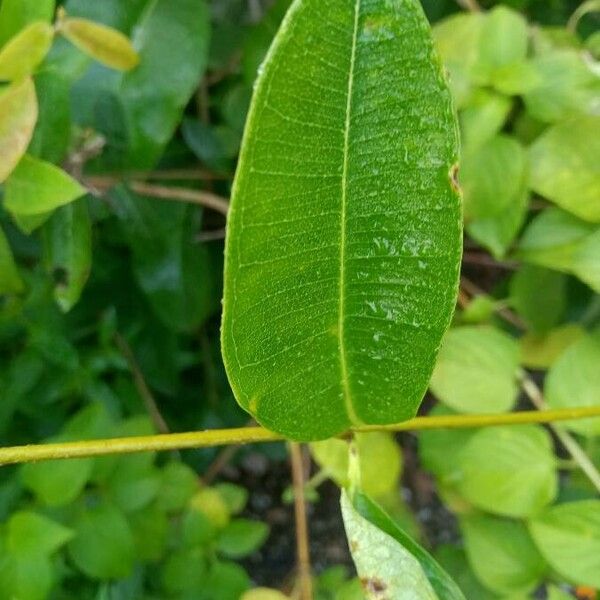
462 251 519 270
86 169 231 183
120 181 230 216
114 333 170 435
203 444 241 485
289 442 313 600
455 0 482 11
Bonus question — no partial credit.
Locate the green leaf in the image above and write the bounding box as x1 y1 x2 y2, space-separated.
117 0 210 168
0 78 37 183
217 519 269 558
0 552 53 600
113 187 217 332
528 500 600 588
59 15 139 70
523 50 599 123
461 135 527 221
0 0 55 47
130 504 168 562
4 154 85 216
189 488 230 529
528 115 600 222
430 326 519 414
509 265 567 333
0 21 54 81
242 589 290 600
456 425 557 518
7 511 73 556
68 503 135 580
202 560 251 600
213 483 248 515
156 462 199 513
161 547 207 594
0 225 24 294
342 489 466 599
516 208 600 292
311 432 402 497
42 198 92 312
477 6 529 75
29 71 72 164
545 334 600 436
222 0 462 441
461 513 546 595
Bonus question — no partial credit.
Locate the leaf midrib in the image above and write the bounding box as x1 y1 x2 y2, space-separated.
339 0 362 426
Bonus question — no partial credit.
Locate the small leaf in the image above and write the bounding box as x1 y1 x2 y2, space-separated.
528 500 600 588
156 462 199 513
461 513 546 595
311 432 402 497
0 225 24 294
528 115 600 222
42 199 92 312
68 503 135 580
430 326 520 414
216 519 269 558
222 0 462 441
456 425 557 518
342 489 466 599
59 16 139 70
189 488 230 529
213 483 248 515
545 334 600 436
0 21 54 81
0 77 37 183
7 511 73 556
4 154 85 215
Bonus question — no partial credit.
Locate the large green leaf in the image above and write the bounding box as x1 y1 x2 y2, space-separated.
0 0 55 46
342 489 466 599
222 0 461 440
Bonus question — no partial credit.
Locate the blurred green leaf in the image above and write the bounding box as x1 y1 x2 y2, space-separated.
523 50 599 122
130 503 168 562
242 589 290 600
528 115 600 222
528 500 600 588
0 551 54 600
190 487 230 529
509 265 567 333
42 198 92 312
461 513 546 595
461 135 527 221
213 482 248 515
0 21 54 81
5 155 85 216
68 503 135 580
216 519 269 558
0 0 55 46
430 326 520 414
517 208 600 292
460 89 512 152
0 225 24 294
157 462 199 513
201 560 251 600
59 15 139 71
161 547 207 594
117 0 210 168
545 334 600 436
7 511 73 556
29 71 72 165
113 187 217 332
0 78 37 183
457 425 557 517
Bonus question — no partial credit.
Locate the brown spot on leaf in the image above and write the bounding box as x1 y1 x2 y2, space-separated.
449 162 461 194
350 539 359 552
361 577 388 597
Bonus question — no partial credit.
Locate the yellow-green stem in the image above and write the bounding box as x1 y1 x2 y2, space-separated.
2 406 600 466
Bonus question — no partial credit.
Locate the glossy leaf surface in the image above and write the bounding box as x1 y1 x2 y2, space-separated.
222 0 461 440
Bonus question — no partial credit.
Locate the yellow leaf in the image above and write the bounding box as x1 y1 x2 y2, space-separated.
60 17 139 71
0 77 37 183
0 22 54 81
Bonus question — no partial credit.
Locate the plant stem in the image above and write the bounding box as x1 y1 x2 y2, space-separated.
455 0 482 11
3 406 600 466
521 375 600 494
289 442 313 600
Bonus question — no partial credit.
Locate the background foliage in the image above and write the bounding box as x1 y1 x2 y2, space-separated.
0 0 599 598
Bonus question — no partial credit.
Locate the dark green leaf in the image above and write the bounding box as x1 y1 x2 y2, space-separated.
0 225 24 294
216 519 269 558
222 0 462 440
